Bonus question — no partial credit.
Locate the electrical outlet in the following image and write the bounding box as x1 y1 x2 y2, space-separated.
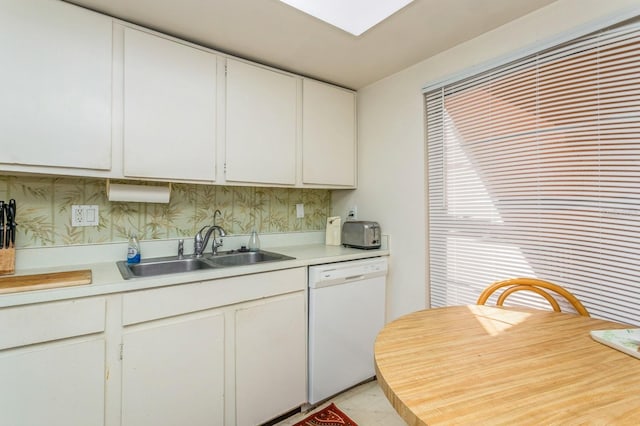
72 205 99 227
347 206 358 220
296 203 305 218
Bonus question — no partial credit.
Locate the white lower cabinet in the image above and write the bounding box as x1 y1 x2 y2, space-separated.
235 292 307 426
0 268 306 426
121 313 225 426
0 298 107 426
118 267 307 425
0 338 106 426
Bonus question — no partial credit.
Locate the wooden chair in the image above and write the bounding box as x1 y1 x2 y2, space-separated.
476 277 590 317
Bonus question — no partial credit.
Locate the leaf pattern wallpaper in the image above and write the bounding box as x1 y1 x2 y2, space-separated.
0 175 332 248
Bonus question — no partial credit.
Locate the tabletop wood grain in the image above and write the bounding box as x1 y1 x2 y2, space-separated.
374 305 640 425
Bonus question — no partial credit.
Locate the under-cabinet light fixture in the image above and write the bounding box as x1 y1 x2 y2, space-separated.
279 0 415 36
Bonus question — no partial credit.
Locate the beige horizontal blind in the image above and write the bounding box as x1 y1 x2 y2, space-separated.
426 17 640 325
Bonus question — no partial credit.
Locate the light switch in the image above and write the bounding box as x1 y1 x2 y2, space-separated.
296 203 304 218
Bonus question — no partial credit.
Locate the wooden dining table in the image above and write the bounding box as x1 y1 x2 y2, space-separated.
374 305 640 425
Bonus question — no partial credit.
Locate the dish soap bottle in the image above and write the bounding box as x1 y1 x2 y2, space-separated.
127 234 141 264
248 229 260 252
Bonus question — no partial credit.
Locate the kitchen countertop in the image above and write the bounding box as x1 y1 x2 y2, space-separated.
0 242 389 308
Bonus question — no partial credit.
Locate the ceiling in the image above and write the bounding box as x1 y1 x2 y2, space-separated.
65 0 557 90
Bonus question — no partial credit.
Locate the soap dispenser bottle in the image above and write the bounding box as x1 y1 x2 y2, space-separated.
127 233 141 264
248 229 260 252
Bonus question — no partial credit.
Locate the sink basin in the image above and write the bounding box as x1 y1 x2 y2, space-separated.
205 250 295 267
116 250 295 279
117 256 218 280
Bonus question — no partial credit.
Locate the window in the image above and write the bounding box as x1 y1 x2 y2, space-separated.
426 17 640 325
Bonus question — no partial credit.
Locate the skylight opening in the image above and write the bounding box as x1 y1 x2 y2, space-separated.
279 0 415 36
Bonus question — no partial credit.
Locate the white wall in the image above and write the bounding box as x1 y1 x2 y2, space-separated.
334 0 640 321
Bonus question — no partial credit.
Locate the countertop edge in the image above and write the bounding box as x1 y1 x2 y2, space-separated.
0 244 390 308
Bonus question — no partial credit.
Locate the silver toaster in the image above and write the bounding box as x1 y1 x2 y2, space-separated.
341 221 381 249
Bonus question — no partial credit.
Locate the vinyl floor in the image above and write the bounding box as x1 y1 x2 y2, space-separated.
274 380 406 426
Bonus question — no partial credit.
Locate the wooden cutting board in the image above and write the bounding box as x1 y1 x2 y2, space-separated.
0 269 92 294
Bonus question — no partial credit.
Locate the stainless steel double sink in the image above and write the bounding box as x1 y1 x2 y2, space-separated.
116 250 295 279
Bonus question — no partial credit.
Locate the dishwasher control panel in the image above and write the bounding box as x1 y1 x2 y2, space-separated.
308 257 388 288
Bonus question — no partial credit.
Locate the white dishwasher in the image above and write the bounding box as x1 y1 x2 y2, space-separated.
308 256 387 404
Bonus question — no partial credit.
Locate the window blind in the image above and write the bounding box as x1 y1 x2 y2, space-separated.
426 17 640 325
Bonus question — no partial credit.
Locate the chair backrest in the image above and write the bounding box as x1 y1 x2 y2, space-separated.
476 277 590 317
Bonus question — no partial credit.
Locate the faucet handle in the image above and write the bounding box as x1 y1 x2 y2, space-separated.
194 227 206 257
210 237 223 255
177 239 184 259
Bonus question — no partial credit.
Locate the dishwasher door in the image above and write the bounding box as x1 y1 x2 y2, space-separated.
308 257 387 404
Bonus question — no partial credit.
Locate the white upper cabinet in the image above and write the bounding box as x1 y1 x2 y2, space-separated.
302 79 356 187
123 27 217 182
0 0 357 187
225 59 298 185
0 0 112 171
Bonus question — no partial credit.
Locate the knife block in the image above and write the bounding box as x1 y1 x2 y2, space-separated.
0 247 15 275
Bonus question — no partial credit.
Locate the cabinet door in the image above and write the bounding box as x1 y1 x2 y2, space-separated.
302 79 356 187
0 0 112 171
121 313 225 426
226 59 297 185
235 292 306 425
0 338 106 426
123 27 217 181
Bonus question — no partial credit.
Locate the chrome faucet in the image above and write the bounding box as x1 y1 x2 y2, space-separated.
193 210 227 257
